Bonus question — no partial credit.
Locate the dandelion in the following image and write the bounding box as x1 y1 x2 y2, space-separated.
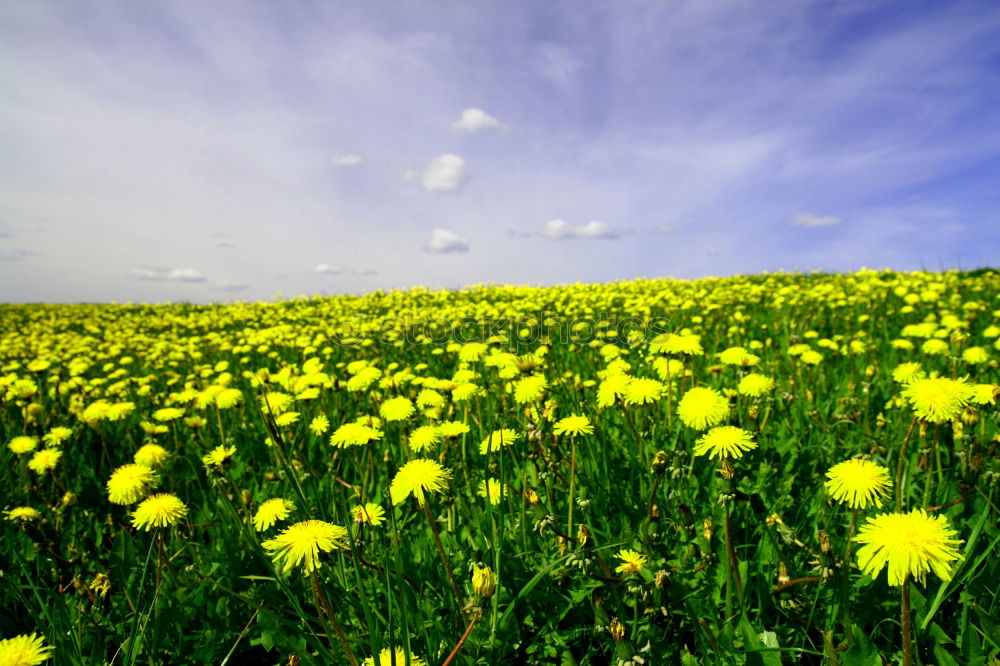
201 445 236 467
106 464 157 505
274 411 299 427
27 448 62 476
379 396 415 422
615 549 647 576
677 387 729 430
0 632 53 665
308 414 329 435
131 493 188 530
892 362 925 384
479 428 520 454
624 377 665 405
134 443 170 468
693 426 756 460
472 564 497 597
970 383 998 406
737 373 774 397
438 420 470 438
4 507 42 522
825 459 892 510
451 382 481 402
389 458 451 506
552 415 593 436
596 374 630 407
903 377 972 423
718 346 759 366
407 425 442 453
215 388 243 409
800 350 824 365
364 647 427 666
329 422 383 448
261 520 348 574
8 436 37 455
649 333 703 356
152 407 184 422
351 502 386 527
855 509 962 586
961 346 989 364
514 375 547 404
253 498 295 532
42 427 72 446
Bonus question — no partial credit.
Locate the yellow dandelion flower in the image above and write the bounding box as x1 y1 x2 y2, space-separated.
389 458 451 506
855 509 962 586
800 350 824 365
824 459 892 509
259 392 293 414
961 346 989 364
921 339 950 356
274 411 299 427
891 362 925 384
106 464 158 505
41 427 73 446
201 445 236 467
107 402 135 421
215 388 243 409
903 377 972 423
737 373 774 397
479 428 520 455
597 374 631 408
624 378 665 405
329 422 383 448
364 647 427 666
379 396 415 422
438 421 471 438
0 632 53 665
351 502 386 527
693 426 756 459
309 414 330 435
261 519 348 574
677 387 730 430
614 549 647 576
970 383 998 405
131 493 188 530
152 407 184 422
134 443 170 468
552 415 593 436
718 346 759 366
408 425 442 452
513 375 547 404
253 498 295 532
451 382 481 402
5 507 42 522
27 448 62 476
8 436 38 455
649 333 703 356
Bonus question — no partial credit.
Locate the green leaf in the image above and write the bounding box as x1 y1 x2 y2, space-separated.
842 626 881 666
739 617 782 666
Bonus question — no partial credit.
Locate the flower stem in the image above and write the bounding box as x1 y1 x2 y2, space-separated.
567 436 577 537
901 574 912 666
895 417 919 511
310 572 359 666
422 500 463 612
839 509 858 645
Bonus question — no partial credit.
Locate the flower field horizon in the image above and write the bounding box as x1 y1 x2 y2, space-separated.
2 268 998 665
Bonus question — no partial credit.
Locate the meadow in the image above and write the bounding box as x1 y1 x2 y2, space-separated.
1 269 998 665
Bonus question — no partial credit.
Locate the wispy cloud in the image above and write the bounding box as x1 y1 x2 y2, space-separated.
790 212 842 228
128 266 206 282
540 219 624 240
0 248 35 261
426 228 470 253
332 154 363 166
310 264 344 276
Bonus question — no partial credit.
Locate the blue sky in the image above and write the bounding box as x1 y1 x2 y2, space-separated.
1 0 998 302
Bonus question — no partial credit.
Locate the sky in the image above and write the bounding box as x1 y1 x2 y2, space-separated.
1 0 999 303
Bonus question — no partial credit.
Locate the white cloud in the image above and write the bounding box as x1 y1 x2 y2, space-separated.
310 263 344 275
332 154 363 167
540 219 623 240
421 154 466 192
353 268 378 276
450 108 505 133
127 266 206 282
427 228 470 253
791 212 842 227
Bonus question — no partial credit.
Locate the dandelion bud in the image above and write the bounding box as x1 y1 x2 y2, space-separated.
748 404 759 420
525 489 541 505
765 512 782 527
240 489 251 505
288 655 301 666
471 564 497 598
576 524 590 547
961 407 978 426
876 412 886 428
609 617 625 641
919 421 929 438
654 570 669 589
651 451 668 475
558 535 568 556
778 562 790 586
818 530 831 555
702 519 713 543
61 492 77 507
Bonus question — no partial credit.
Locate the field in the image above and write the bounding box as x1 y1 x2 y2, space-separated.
2 270 998 665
